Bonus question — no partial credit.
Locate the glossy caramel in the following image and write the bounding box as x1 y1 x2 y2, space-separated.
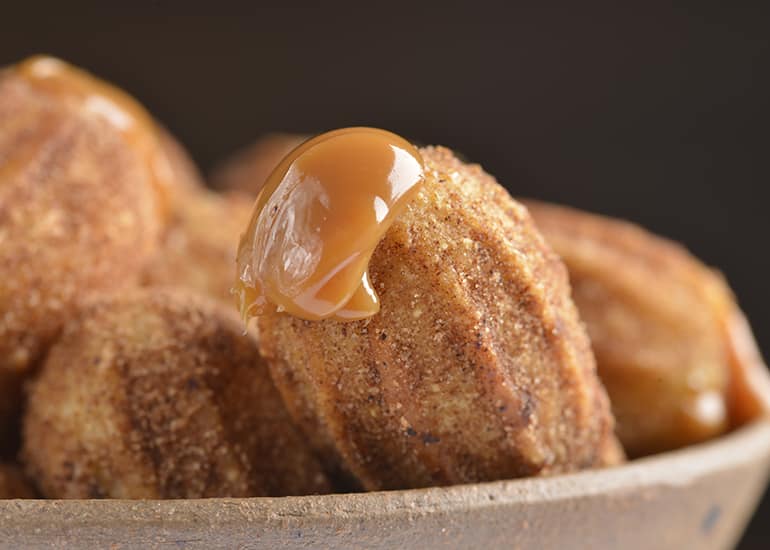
235 128 424 321
10 56 173 212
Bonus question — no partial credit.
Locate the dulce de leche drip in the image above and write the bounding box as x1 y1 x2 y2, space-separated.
235 128 425 321
12 55 173 212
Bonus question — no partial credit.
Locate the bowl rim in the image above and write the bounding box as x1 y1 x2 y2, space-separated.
2 417 769 526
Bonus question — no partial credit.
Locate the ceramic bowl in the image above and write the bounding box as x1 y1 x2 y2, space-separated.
2 416 769 549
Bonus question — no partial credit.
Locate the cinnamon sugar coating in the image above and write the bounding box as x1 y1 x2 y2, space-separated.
255 146 622 491
0 68 164 438
22 289 330 498
525 201 770 456
142 189 252 305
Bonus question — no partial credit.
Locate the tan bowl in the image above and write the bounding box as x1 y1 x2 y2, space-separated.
1 418 769 549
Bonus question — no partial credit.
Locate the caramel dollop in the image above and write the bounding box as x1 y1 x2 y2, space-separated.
10 55 173 212
235 128 425 321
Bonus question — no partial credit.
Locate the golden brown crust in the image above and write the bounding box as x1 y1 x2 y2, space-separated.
141 190 253 305
523 200 764 456
256 146 622 491
22 288 330 498
210 133 307 195
0 463 35 499
0 68 163 376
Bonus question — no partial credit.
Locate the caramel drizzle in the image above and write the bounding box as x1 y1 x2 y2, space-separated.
235 127 424 321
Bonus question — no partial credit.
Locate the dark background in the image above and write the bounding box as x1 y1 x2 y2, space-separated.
2 3 768 547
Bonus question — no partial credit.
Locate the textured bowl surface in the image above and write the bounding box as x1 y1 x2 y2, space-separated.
1 419 769 549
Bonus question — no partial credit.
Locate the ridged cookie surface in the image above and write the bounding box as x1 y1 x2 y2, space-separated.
257 146 622 491
23 289 330 498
